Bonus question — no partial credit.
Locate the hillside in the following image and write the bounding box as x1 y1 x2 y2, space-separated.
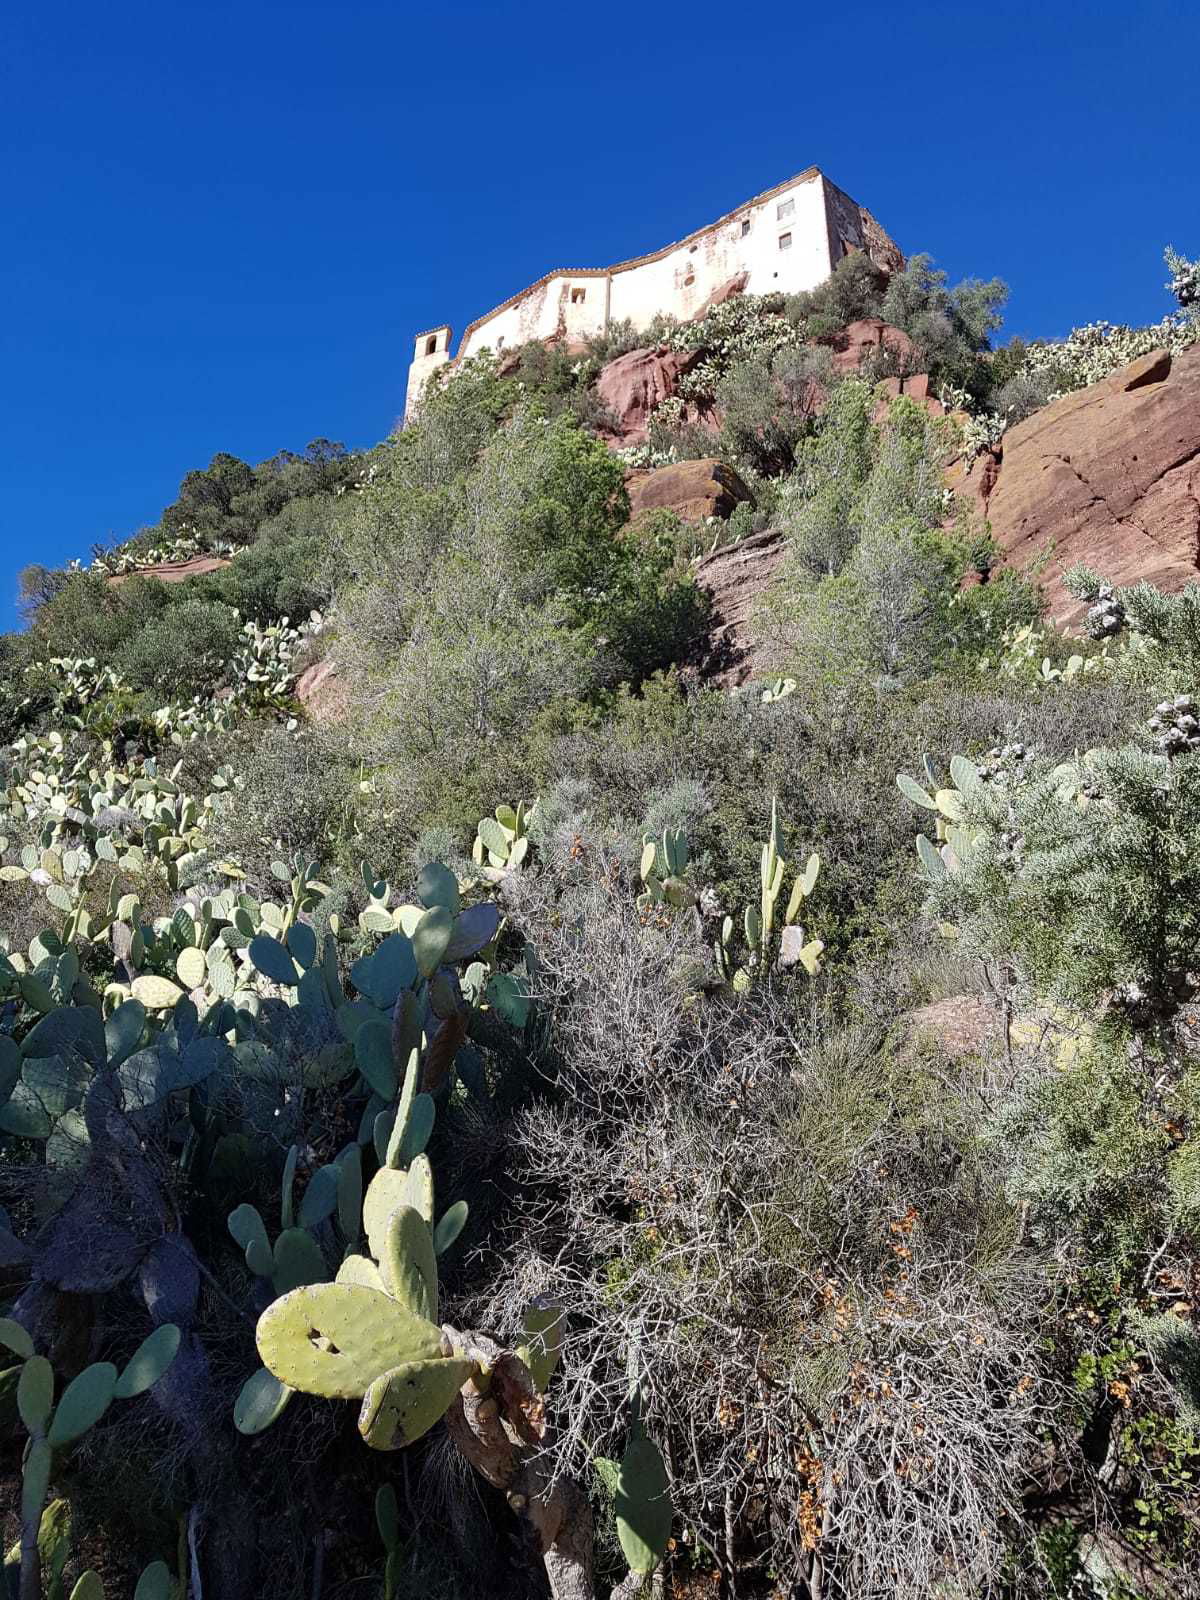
2 244 1200 1600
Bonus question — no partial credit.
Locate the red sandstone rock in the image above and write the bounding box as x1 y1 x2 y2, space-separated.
295 658 347 721
821 318 916 375
595 346 701 446
982 346 1200 624
626 458 753 523
107 555 232 586
690 271 749 322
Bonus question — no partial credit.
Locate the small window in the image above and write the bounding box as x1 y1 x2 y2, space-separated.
777 197 795 221
741 218 750 237
570 287 586 304
425 335 438 356
778 232 792 251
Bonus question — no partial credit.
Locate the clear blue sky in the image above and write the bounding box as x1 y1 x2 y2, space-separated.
2 0 1197 628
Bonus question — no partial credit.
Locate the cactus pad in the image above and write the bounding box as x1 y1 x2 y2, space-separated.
357 1356 476 1450
363 1167 411 1261
381 1205 437 1322
336 1254 386 1292
256 1283 443 1399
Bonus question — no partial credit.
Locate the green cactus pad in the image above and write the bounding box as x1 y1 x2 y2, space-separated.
256 1283 443 1399
22 1436 51 1522
433 1200 469 1256
46 1361 118 1447
233 1367 295 1435
0 1315 34 1359
517 1299 565 1393
412 906 453 979
69 1573 105 1600
357 1356 476 1450
615 1434 673 1574
272 1228 327 1295
381 1206 437 1322
363 1167 411 1261
336 1254 386 1292
114 1324 180 1399
405 1154 434 1224
18 1353 54 1432
133 1561 171 1600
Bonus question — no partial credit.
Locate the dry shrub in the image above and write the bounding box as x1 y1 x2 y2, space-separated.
456 845 1058 1597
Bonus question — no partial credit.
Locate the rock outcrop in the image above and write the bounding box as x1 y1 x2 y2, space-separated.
626 458 753 523
688 528 786 685
295 657 347 720
821 317 916 375
689 271 749 322
981 346 1200 623
596 347 700 446
107 555 232 586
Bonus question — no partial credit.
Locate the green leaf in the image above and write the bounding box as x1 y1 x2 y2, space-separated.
114 1324 180 1400
228 1204 273 1276
476 817 508 860
350 933 416 1010
69 1573 105 1600
486 971 530 1028
375 1482 401 1552
916 833 946 879
22 1437 51 1523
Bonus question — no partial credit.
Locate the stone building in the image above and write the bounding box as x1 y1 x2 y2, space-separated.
405 166 902 417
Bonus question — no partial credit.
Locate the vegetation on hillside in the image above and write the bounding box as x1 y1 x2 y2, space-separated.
0 247 1198 1599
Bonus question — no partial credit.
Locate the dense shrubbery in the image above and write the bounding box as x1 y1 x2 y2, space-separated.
3 239 1200 1600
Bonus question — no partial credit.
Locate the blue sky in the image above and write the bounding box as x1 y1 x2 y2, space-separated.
2 0 1197 628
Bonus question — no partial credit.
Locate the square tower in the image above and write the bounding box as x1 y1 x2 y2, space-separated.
405 324 452 419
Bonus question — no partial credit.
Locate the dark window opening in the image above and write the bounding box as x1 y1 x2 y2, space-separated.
425 336 438 356
570 287 586 304
741 219 751 237
778 232 792 252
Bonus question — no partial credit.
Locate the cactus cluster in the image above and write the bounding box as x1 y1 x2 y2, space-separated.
637 827 693 913
713 800 823 987
897 755 984 881
473 801 535 881
0 1318 179 1598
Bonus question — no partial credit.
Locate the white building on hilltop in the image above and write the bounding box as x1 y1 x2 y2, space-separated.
405 166 902 418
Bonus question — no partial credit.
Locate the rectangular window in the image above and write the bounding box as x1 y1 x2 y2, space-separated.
778 232 792 251
570 287 586 304
777 197 795 220
741 218 750 237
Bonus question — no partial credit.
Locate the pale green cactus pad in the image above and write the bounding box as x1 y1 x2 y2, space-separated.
357 1355 476 1450
381 1205 438 1322
363 1168 411 1261
405 1153 434 1224
256 1283 443 1400
336 1253 386 1292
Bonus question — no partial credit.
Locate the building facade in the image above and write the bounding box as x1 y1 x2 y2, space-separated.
405 167 902 418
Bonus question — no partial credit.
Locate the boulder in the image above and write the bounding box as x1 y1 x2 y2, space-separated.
595 346 701 446
982 346 1200 624
687 528 786 685
107 555 232 585
821 318 916 375
626 458 753 523
295 657 347 721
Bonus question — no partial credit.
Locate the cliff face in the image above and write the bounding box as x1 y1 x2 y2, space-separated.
967 346 1200 622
